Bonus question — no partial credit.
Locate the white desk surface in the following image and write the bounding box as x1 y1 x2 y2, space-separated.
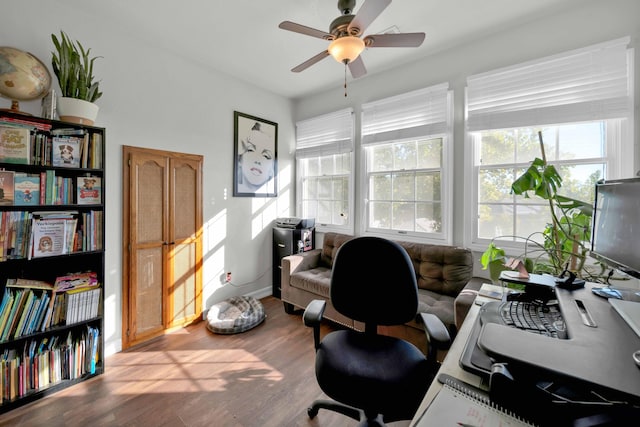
410 293 494 426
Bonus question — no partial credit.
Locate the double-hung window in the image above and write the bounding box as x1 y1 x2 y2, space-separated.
296 108 354 233
361 83 453 243
465 37 634 252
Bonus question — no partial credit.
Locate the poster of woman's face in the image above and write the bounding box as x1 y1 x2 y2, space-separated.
233 111 278 197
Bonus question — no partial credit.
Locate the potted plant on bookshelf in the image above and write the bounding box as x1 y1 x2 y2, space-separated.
51 31 103 125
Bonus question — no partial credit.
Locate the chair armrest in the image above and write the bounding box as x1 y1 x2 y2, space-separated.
303 299 326 350
454 277 491 329
420 312 451 352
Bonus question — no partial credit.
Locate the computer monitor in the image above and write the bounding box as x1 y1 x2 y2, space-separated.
590 177 640 300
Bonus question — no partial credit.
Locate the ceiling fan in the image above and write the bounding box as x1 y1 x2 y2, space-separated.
278 0 425 79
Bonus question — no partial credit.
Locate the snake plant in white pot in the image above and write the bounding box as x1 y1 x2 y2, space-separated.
51 31 102 125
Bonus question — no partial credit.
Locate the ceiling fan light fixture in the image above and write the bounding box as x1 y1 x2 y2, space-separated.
328 36 365 64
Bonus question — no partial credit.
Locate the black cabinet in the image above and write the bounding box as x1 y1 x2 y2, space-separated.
272 226 315 298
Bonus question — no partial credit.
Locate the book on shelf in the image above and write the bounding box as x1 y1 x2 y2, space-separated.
51 136 81 168
0 279 55 341
0 170 14 205
76 176 101 205
41 90 56 120
88 133 102 169
6 278 54 290
0 326 100 401
13 174 40 206
0 116 51 132
0 125 30 164
51 128 85 137
43 271 100 328
53 271 98 292
28 212 78 259
65 287 101 325
0 210 32 261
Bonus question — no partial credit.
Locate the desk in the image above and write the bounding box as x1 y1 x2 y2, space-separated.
410 297 488 426
410 282 640 426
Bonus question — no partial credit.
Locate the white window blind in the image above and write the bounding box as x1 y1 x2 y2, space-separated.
296 108 354 158
467 37 633 131
362 83 451 145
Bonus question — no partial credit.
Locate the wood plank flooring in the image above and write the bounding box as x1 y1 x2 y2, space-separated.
0 297 412 427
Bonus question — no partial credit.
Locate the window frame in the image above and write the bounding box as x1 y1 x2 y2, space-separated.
463 38 634 253
360 84 454 244
295 108 355 234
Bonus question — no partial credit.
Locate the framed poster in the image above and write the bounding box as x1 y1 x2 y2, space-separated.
233 111 277 197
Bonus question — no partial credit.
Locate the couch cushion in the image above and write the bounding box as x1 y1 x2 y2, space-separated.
399 242 472 298
417 290 456 330
320 232 354 268
290 267 332 297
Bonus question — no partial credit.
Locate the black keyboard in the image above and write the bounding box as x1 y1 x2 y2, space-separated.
498 300 565 338
460 299 567 378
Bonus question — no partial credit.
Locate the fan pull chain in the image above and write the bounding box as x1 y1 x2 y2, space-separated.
344 62 348 97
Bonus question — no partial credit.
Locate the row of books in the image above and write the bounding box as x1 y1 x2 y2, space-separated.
0 273 101 343
0 210 103 261
49 272 102 329
0 326 100 403
0 124 103 169
0 169 102 206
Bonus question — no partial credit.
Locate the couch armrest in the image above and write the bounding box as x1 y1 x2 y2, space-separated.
454 276 491 329
281 249 322 299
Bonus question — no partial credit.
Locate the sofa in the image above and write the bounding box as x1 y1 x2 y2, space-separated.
280 232 487 353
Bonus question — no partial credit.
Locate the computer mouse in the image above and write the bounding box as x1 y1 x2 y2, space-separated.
592 287 623 299
634 350 640 368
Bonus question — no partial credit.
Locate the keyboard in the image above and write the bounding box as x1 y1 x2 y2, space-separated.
459 299 567 378
498 301 565 338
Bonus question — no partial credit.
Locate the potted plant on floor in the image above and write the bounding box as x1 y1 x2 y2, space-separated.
51 31 102 125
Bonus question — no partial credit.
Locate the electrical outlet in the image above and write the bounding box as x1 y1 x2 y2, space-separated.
226 272 232 283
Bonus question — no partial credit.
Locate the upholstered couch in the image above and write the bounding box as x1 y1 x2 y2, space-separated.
280 232 487 352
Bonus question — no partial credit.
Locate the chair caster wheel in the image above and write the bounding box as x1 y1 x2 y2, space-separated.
308 406 318 419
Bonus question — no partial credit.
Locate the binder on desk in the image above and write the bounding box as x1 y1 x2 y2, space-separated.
415 374 537 427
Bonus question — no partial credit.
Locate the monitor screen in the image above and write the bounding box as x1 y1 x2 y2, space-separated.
590 177 640 279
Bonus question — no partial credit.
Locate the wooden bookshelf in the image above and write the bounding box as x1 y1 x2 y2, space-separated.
0 110 105 413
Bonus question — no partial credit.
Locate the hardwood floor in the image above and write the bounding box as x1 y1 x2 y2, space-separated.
0 297 412 427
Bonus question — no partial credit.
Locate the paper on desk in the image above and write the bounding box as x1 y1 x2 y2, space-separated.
415 383 536 427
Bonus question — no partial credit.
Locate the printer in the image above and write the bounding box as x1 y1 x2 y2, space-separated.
274 217 315 229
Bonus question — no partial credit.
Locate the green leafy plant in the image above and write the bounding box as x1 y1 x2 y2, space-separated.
481 131 602 283
51 31 102 103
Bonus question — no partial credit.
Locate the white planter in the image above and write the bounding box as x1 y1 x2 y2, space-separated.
57 97 99 125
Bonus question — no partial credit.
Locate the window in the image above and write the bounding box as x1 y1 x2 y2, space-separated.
296 108 354 233
465 38 634 251
362 84 453 242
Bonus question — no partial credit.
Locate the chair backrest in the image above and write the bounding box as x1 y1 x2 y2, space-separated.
330 236 418 327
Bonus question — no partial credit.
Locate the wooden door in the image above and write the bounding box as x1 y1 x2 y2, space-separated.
167 156 202 328
122 146 203 349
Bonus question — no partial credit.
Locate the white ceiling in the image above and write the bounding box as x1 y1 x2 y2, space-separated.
63 0 583 100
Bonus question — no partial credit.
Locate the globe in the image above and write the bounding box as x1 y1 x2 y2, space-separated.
0 46 51 112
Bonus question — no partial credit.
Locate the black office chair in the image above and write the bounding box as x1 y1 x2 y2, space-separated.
303 236 451 426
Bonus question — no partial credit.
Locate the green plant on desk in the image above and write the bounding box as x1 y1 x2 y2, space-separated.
481 131 605 284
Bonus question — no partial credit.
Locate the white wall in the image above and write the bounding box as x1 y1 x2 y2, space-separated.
3 2 295 355
294 0 640 263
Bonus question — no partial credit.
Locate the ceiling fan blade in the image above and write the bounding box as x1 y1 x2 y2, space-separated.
348 0 391 36
291 51 331 73
348 56 367 79
279 21 332 40
364 32 426 48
